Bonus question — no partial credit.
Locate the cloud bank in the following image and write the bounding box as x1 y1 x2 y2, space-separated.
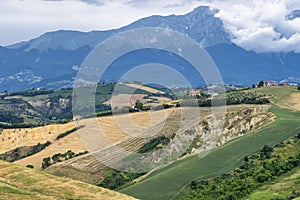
213 0 300 53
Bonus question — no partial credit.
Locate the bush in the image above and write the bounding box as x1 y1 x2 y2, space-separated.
41 150 88 169
56 126 84 140
42 157 51 169
26 165 34 169
97 169 142 190
139 136 170 153
0 141 51 162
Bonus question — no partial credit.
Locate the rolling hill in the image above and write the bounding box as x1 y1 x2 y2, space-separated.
122 87 300 199
0 83 168 125
0 160 136 200
1 86 300 199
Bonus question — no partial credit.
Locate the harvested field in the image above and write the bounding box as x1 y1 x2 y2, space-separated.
15 128 86 169
13 109 171 169
0 122 75 154
123 83 165 94
278 92 300 111
103 94 147 107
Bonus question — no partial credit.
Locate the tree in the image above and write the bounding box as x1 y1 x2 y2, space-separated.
52 153 62 163
262 145 273 153
297 86 300 90
134 100 143 111
257 81 264 88
42 157 51 169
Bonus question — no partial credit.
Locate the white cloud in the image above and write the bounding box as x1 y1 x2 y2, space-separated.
213 0 300 53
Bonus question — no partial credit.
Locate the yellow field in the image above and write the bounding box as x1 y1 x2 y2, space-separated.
15 128 87 169
104 94 147 107
13 109 171 169
123 83 165 94
104 93 172 108
0 122 76 154
0 160 136 200
73 108 171 152
278 92 300 111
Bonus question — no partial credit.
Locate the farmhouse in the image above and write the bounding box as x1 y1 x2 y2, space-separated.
188 89 201 96
73 115 82 121
278 81 288 86
264 81 278 87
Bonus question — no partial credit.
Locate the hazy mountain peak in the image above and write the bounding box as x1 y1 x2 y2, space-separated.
7 30 106 52
6 6 230 52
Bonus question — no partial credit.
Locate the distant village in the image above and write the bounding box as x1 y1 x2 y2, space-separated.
256 80 298 88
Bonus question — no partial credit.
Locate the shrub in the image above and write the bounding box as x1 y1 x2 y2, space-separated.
139 136 170 153
26 165 34 169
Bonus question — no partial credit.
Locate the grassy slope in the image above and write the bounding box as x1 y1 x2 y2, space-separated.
0 160 136 200
251 86 297 104
248 167 300 200
122 88 300 200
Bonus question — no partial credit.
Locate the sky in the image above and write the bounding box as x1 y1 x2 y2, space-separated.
1 0 300 53
0 0 205 46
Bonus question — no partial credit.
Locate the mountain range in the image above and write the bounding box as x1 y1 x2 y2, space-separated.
1 6 300 92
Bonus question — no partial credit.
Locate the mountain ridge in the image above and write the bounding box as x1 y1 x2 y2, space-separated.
0 6 300 91
6 6 230 52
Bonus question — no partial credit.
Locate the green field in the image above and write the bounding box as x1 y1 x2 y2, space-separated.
122 105 300 200
250 86 297 103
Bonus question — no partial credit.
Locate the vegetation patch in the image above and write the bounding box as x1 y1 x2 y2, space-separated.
42 150 88 169
56 126 84 140
0 141 51 162
179 90 270 107
183 134 300 199
0 109 24 124
139 135 171 153
97 169 143 190
7 89 55 97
